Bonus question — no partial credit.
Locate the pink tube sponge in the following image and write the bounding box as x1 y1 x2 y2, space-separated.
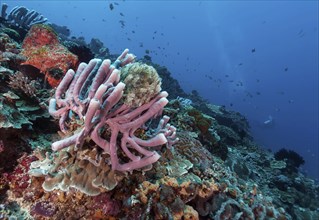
48 49 178 172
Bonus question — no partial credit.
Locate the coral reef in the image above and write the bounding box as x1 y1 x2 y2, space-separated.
0 9 318 220
46 50 177 172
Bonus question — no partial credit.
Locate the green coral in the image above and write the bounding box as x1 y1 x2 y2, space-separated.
0 99 32 129
187 108 213 134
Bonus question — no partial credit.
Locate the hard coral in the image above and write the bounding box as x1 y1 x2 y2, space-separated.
92 192 121 216
8 71 39 97
5 154 37 197
120 62 162 108
0 32 25 68
29 146 125 196
30 201 57 218
20 24 78 87
187 108 212 134
274 148 305 173
135 177 201 219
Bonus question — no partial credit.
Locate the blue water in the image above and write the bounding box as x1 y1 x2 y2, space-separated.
5 1 318 180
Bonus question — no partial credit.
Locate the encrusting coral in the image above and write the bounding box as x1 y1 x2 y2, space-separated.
20 24 78 87
8 71 39 97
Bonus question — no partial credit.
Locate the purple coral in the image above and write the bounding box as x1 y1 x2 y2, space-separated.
31 201 57 217
93 193 121 216
49 49 178 172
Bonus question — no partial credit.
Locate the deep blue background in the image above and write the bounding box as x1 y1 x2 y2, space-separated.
4 1 318 180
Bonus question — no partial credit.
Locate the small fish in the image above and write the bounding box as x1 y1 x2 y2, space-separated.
278 91 285 95
246 92 253 98
109 3 114 10
120 12 124 16
251 48 256 53
284 67 288 71
297 29 304 36
238 63 243 66
119 20 125 28
145 49 150 54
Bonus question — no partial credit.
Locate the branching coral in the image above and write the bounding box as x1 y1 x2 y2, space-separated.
1 3 47 29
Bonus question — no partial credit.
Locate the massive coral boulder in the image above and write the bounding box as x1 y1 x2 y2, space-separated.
20 24 78 87
120 62 162 108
